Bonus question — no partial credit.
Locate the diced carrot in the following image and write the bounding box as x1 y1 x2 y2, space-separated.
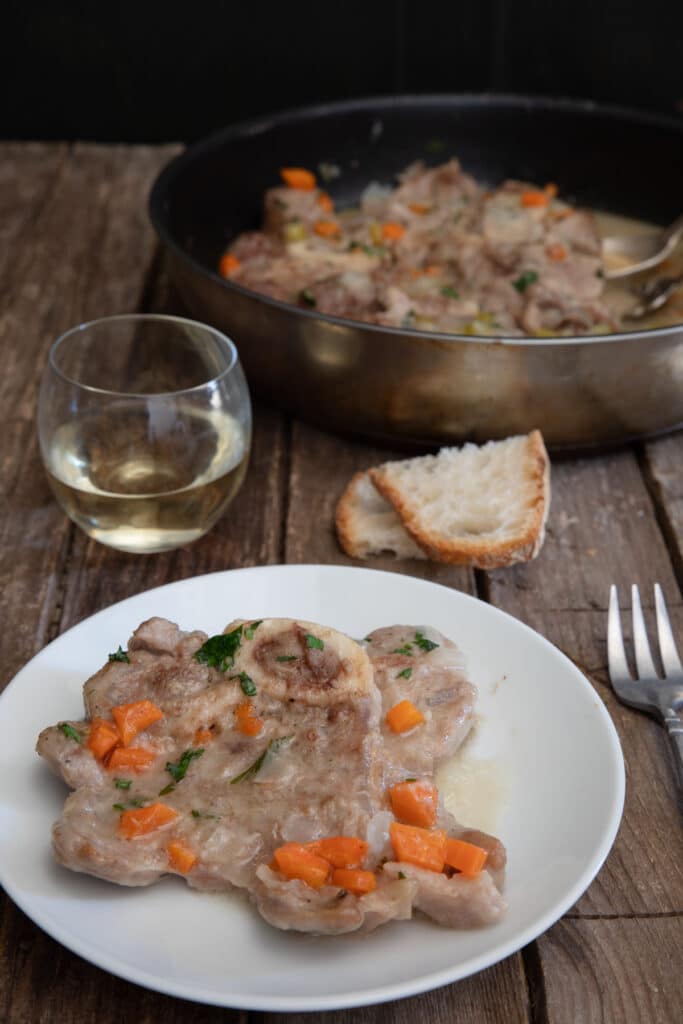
167 839 197 874
118 802 178 839
194 727 214 745
544 182 559 198
280 167 316 191
331 868 377 895
386 699 424 734
273 843 331 889
219 253 241 277
112 699 163 746
235 700 263 737
425 264 442 276
389 781 438 828
390 822 447 873
546 243 568 262
520 190 549 208
408 202 429 215
444 837 488 878
107 746 156 772
317 191 334 212
313 219 340 238
306 836 368 869
87 718 120 761
382 221 406 241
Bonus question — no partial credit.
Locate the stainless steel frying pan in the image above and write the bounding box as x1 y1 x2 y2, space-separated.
149 94 683 450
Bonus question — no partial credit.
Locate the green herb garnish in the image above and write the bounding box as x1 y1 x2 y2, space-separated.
401 310 416 328
348 240 385 257
166 748 204 783
397 667 413 680
232 670 257 696
276 655 298 662
158 783 175 796
59 722 82 743
405 777 417 782
300 288 316 306
244 620 263 640
113 796 147 811
230 735 293 784
194 627 243 672
191 809 220 819
108 646 130 663
398 871 407 880
304 634 324 651
440 285 460 299
414 630 439 653
114 778 132 790
512 270 539 293
392 644 413 656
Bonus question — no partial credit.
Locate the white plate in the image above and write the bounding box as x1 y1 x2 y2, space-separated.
0 565 624 1011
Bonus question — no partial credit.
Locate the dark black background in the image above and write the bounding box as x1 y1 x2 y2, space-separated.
2 0 682 142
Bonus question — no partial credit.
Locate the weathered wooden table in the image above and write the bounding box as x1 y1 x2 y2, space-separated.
2 143 682 1023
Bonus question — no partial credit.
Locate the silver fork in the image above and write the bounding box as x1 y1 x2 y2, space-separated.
608 584 683 789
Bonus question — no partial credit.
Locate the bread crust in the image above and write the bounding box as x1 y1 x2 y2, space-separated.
335 471 428 560
369 430 551 569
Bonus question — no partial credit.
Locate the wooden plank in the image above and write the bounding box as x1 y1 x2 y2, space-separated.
284 420 475 594
538 916 683 1024
642 431 683 582
0 142 178 686
483 452 683 917
257 954 529 1024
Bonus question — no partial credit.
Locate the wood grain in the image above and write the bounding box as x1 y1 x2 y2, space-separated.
255 951 529 1024
538 917 683 1024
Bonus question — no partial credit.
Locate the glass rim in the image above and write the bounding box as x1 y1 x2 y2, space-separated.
48 313 239 398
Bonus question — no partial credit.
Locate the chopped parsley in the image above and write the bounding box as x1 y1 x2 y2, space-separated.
396 667 413 680
398 871 407 880
230 735 293 784
113 796 147 811
191 809 220 819
300 288 316 306
440 285 460 299
276 654 298 662
108 646 129 663
158 783 175 796
392 644 413 656
232 670 257 696
244 620 263 640
401 310 416 328
166 748 204 783
59 722 82 743
304 634 324 651
114 778 132 790
414 630 439 653
512 270 539 293
194 626 243 672
404 777 417 782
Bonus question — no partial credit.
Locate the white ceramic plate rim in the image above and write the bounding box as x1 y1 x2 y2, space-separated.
0 565 625 1011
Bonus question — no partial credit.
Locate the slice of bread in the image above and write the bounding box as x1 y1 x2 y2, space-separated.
335 471 427 560
368 430 550 569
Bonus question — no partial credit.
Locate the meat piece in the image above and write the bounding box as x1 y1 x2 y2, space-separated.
306 271 379 319
364 625 476 782
253 864 415 934
383 862 506 928
38 619 384 905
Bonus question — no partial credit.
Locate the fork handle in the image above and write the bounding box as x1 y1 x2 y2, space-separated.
663 711 683 789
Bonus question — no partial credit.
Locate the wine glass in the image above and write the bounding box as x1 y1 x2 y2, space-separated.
38 314 251 553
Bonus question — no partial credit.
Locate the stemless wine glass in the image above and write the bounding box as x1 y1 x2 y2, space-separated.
38 314 252 553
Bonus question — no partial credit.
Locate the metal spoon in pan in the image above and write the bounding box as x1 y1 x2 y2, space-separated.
602 213 683 279
625 273 683 320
